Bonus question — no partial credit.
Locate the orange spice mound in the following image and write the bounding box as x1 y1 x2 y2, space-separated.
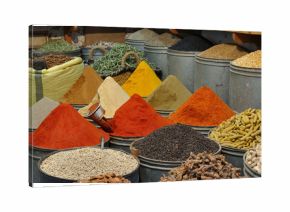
169 86 235 127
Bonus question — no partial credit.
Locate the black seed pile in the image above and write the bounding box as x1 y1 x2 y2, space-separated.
134 124 220 161
169 35 213 52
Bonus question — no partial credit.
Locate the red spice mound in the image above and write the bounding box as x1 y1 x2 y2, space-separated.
29 103 109 149
169 86 235 127
109 94 174 137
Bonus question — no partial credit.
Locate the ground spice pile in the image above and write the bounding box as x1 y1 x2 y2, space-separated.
122 61 161 97
146 33 180 47
160 152 240 181
29 97 59 129
146 75 191 111
60 66 103 104
134 124 220 161
169 86 235 126
109 94 174 137
126 28 158 41
78 77 129 119
30 103 109 149
169 35 213 52
232 50 261 69
198 44 248 60
112 71 132 85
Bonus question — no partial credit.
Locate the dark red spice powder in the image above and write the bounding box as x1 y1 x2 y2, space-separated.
29 103 109 149
109 94 174 137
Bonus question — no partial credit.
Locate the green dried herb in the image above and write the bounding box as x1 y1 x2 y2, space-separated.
39 39 78 53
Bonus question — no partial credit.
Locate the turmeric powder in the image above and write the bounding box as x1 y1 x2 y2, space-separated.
122 61 161 97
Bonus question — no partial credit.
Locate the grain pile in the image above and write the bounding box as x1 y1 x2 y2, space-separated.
40 148 138 181
209 108 261 150
160 152 240 181
146 75 191 111
198 44 248 60
29 97 59 129
245 144 261 174
134 124 220 161
60 66 103 104
78 173 130 183
232 50 261 69
146 33 180 47
126 28 158 41
41 54 73 68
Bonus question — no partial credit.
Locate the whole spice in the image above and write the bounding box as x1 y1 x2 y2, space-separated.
169 86 235 126
78 77 129 119
39 39 78 53
146 75 192 111
112 71 132 86
198 44 248 60
78 173 130 183
134 124 220 161
169 35 213 52
93 43 155 77
30 103 109 149
60 66 103 104
126 28 158 41
86 41 115 50
40 54 73 69
122 61 161 97
160 152 240 181
109 94 173 137
29 97 59 129
231 50 261 69
40 147 138 181
209 108 261 150
146 33 180 47
245 144 261 174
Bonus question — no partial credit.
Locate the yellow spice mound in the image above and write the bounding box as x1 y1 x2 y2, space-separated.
122 61 161 97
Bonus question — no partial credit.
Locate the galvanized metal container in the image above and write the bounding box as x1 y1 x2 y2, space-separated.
144 44 168 79
37 147 140 183
195 55 231 104
131 140 221 182
221 146 246 176
156 110 173 117
229 64 261 112
192 126 215 136
167 49 198 92
243 152 261 178
125 39 145 51
110 136 143 153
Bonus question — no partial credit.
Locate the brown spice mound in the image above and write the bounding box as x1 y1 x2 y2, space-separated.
231 50 261 69
160 152 240 182
60 66 103 104
41 54 72 68
78 173 130 183
112 71 132 86
198 44 248 60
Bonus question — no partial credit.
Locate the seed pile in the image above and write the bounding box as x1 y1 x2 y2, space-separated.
29 97 59 129
112 71 132 85
209 108 261 150
40 148 138 181
169 86 235 126
134 124 220 161
122 61 161 97
39 39 78 53
169 35 213 52
93 43 154 77
126 28 158 41
38 54 73 69
160 152 240 181
60 66 103 104
78 173 130 183
245 144 261 174
232 50 261 69
146 33 180 47
146 75 192 111
109 94 173 137
198 44 248 60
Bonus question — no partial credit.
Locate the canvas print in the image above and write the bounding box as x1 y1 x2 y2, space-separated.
29 26 261 186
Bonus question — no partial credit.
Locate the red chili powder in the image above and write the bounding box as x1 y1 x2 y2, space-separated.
169 86 235 127
29 103 109 149
109 94 174 137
